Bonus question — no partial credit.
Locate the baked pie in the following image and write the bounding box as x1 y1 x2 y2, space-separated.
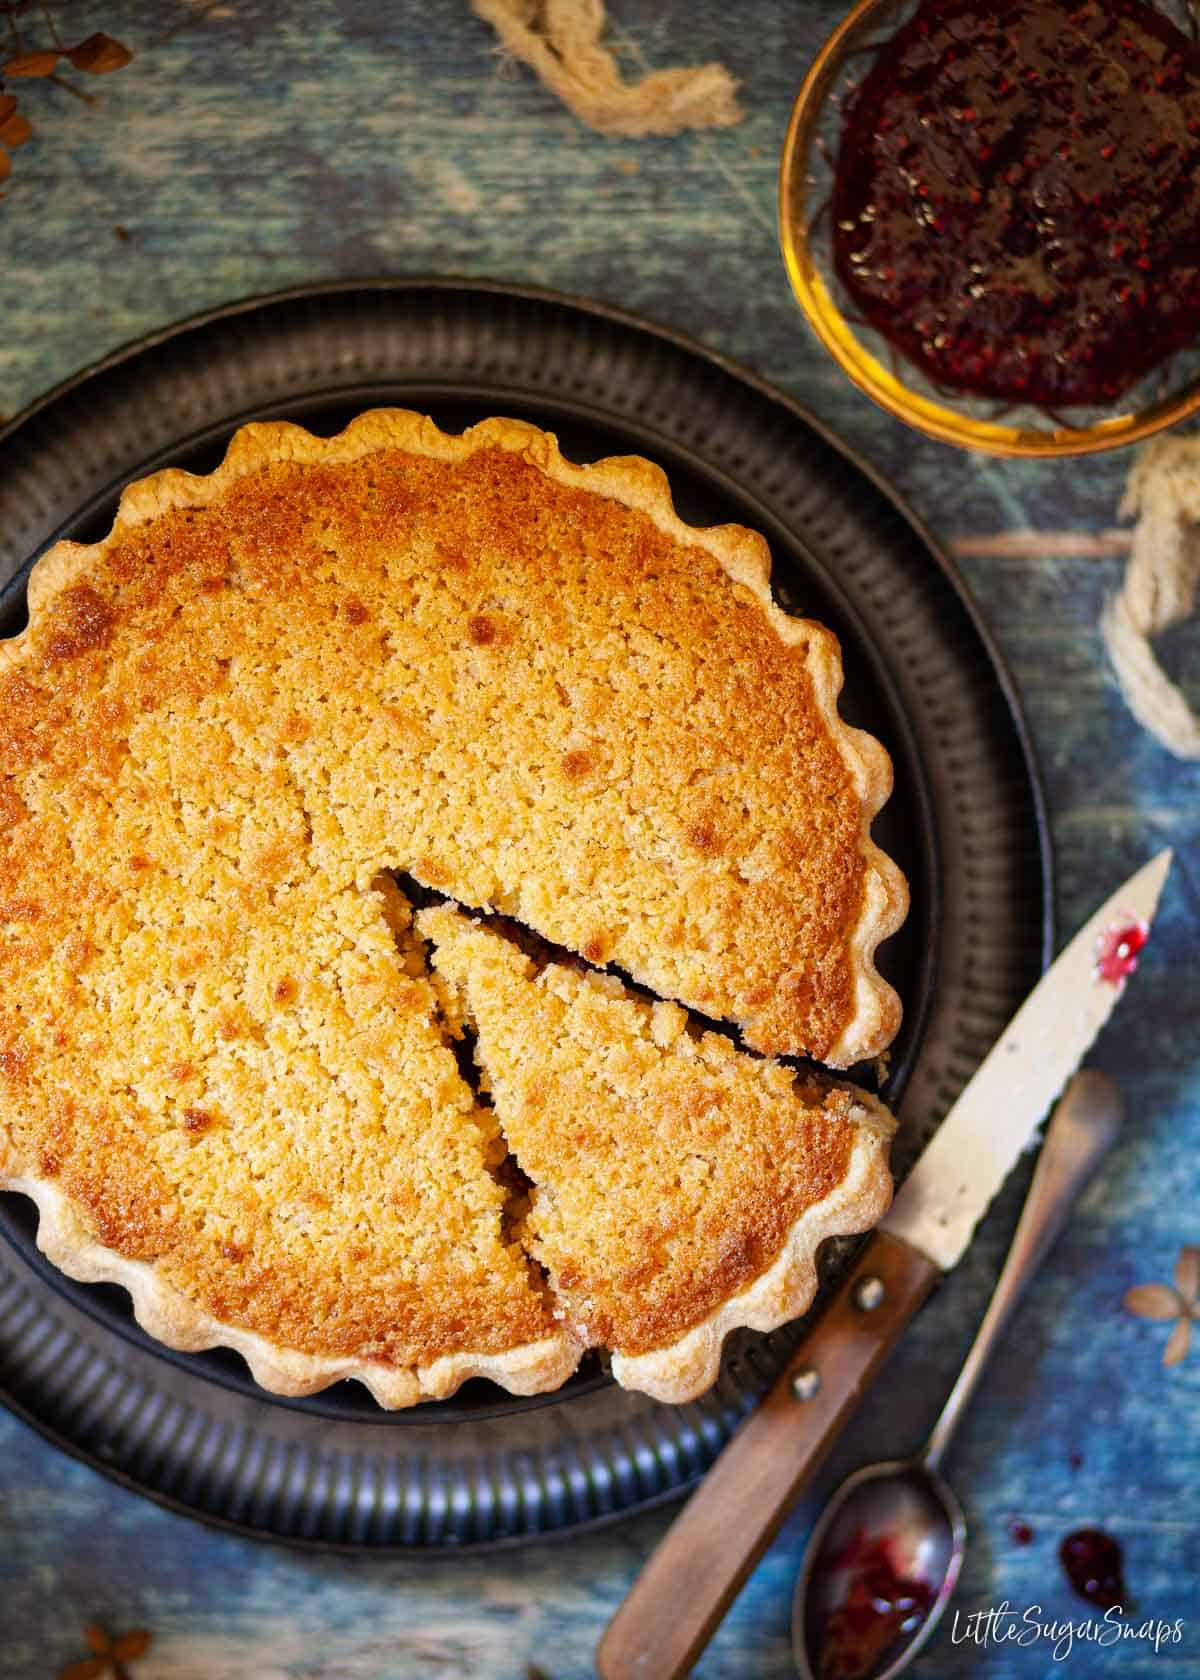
0 410 906 1405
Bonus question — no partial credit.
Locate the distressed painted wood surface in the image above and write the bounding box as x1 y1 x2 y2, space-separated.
1 2 1197 1675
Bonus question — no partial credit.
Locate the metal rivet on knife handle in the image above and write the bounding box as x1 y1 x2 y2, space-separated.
853 1276 886 1311
790 1368 821 1402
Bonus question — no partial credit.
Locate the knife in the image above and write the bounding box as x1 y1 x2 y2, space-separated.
596 849 1172 1680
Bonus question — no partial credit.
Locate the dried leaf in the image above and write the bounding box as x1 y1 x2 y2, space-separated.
0 148 10 184
0 94 17 123
1163 1316 1191 1366
113 1631 153 1661
2 48 61 77
84 1628 111 1655
57 1662 105 1680
1174 1245 1200 1305
66 33 133 75
0 112 32 147
1124 1282 1181 1320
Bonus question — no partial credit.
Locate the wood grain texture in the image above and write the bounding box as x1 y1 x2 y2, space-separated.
1 2 1198 1676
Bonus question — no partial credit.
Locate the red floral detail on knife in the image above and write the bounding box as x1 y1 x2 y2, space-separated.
1095 918 1149 987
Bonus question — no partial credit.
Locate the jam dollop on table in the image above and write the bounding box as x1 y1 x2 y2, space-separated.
831 0 1200 407
811 1530 935 1680
1060 1527 1127 1608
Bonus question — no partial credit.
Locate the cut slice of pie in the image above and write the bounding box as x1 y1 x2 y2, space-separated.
419 904 894 1403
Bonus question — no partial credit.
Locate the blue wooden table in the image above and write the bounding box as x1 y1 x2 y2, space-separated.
1 3 1197 1675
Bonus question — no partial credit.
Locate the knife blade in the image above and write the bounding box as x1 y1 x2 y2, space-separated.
885 846 1172 1269
596 850 1172 1680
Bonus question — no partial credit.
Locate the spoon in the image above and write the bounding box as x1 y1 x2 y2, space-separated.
791 1068 1125 1680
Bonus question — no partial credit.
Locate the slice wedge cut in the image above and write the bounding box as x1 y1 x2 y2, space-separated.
419 904 894 1403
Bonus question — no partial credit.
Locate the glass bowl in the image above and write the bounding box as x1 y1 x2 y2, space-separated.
778 0 1200 457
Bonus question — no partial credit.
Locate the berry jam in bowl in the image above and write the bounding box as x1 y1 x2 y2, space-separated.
779 0 1200 456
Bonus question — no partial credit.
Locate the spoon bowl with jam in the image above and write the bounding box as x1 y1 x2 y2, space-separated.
779 0 1200 455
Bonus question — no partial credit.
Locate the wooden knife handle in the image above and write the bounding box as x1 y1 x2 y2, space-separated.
596 1230 940 1680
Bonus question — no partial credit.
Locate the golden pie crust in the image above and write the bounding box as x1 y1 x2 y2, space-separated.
0 410 906 1406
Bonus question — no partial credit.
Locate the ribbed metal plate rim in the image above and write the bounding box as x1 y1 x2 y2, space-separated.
0 279 1053 1551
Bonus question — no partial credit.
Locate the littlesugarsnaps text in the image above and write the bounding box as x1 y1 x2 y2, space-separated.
951 1604 1184 1662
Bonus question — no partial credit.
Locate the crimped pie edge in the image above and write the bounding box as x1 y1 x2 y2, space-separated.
1 408 904 1406
5 1172 584 1406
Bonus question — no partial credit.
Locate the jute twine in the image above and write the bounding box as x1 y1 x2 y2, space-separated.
1105 437 1200 760
470 0 742 136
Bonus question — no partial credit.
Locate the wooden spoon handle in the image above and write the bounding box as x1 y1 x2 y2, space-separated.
596 1230 940 1680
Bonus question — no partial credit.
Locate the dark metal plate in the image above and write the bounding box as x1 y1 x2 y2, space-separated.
0 280 1052 1549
